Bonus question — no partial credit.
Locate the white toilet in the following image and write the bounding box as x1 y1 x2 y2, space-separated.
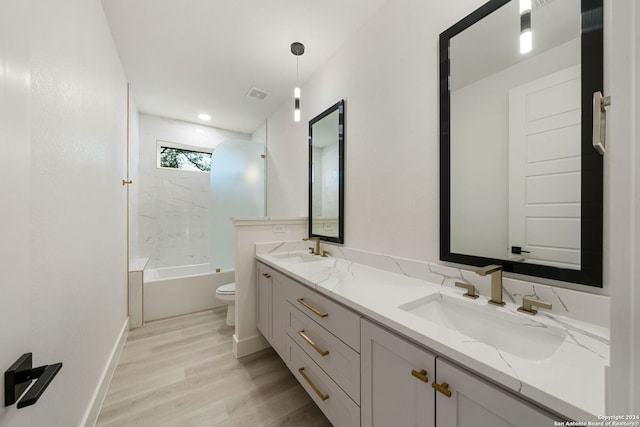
216 282 235 326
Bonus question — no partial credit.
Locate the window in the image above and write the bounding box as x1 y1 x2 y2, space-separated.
157 141 212 172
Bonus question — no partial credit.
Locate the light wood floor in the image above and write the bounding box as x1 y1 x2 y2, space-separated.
97 307 332 427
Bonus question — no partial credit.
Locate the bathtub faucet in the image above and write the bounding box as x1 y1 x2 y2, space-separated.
303 237 321 255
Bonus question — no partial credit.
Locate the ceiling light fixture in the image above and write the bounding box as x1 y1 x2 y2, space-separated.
520 0 532 54
290 42 305 122
198 113 211 121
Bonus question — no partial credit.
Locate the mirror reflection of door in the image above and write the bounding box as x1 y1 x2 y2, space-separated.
508 65 581 269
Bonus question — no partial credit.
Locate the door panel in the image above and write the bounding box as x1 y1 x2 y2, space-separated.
435 359 558 427
509 65 581 268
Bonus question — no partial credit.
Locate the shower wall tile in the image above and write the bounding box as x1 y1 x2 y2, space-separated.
135 114 249 269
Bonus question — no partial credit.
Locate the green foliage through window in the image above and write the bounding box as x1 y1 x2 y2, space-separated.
159 146 212 172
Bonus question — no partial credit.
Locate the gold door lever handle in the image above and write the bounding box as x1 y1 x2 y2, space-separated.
122 179 133 185
411 369 428 383
432 381 452 398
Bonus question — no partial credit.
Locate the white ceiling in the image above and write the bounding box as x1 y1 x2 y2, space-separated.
450 0 580 90
101 0 387 134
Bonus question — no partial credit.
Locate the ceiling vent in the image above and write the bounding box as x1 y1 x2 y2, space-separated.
247 87 270 101
532 0 554 9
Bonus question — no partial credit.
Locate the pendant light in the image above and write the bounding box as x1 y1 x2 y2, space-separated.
290 42 305 122
520 0 532 54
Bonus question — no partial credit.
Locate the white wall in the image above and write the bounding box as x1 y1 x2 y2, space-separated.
266 0 486 261
136 114 248 268
607 0 640 415
0 0 129 425
233 218 308 358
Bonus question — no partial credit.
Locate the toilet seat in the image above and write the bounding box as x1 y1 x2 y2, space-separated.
216 283 235 295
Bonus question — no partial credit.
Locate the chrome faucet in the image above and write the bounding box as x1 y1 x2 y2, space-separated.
303 237 321 255
475 265 504 306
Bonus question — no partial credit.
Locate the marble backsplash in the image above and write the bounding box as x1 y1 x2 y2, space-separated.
256 240 610 328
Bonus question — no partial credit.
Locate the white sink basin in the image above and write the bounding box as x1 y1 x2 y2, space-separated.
399 294 566 361
272 252 325 264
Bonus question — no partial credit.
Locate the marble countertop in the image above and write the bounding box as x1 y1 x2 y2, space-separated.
256 250 609 421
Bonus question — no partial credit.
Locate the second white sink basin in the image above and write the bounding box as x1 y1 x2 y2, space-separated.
399 294 566 361
272 252 325 264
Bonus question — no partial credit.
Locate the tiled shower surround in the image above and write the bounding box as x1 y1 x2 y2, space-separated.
137 114 249 268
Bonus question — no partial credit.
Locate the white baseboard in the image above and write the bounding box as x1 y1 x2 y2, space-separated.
232 333 270 358
82 317 129 427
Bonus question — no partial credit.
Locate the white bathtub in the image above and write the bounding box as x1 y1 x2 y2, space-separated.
144 264 234 322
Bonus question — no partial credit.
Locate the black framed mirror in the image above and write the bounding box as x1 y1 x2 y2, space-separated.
440 0 603 287
309 100 345 244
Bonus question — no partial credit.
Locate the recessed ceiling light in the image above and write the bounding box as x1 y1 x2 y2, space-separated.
198 113 211 121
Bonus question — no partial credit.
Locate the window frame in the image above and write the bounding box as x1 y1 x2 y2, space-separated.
156 140 213 173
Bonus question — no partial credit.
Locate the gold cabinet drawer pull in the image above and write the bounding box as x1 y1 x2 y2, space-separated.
298 330 330 356
261 273 271 279
297 298 328 318
411 369 428 383
432 381 452 398
298 367 329 401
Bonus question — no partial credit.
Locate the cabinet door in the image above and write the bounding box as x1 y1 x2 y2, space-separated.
435 359 558 427
361 319 436 427
271 273 286 357
256 264 272 341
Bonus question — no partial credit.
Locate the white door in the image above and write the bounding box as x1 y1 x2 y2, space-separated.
0 1 33 425
361 319 436 427
256 264 272 341
508 65 581 269
435 359 558 427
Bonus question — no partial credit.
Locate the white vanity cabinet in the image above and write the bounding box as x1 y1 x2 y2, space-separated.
257 261 361 427
361 318 558 427
259 260 563 427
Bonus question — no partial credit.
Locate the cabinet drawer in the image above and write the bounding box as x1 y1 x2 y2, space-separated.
286 280 361 351
286 336 360 427
287 302 360 404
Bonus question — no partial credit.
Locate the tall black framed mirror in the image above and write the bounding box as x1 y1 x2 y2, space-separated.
440 0 603 286
309 100 345 244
